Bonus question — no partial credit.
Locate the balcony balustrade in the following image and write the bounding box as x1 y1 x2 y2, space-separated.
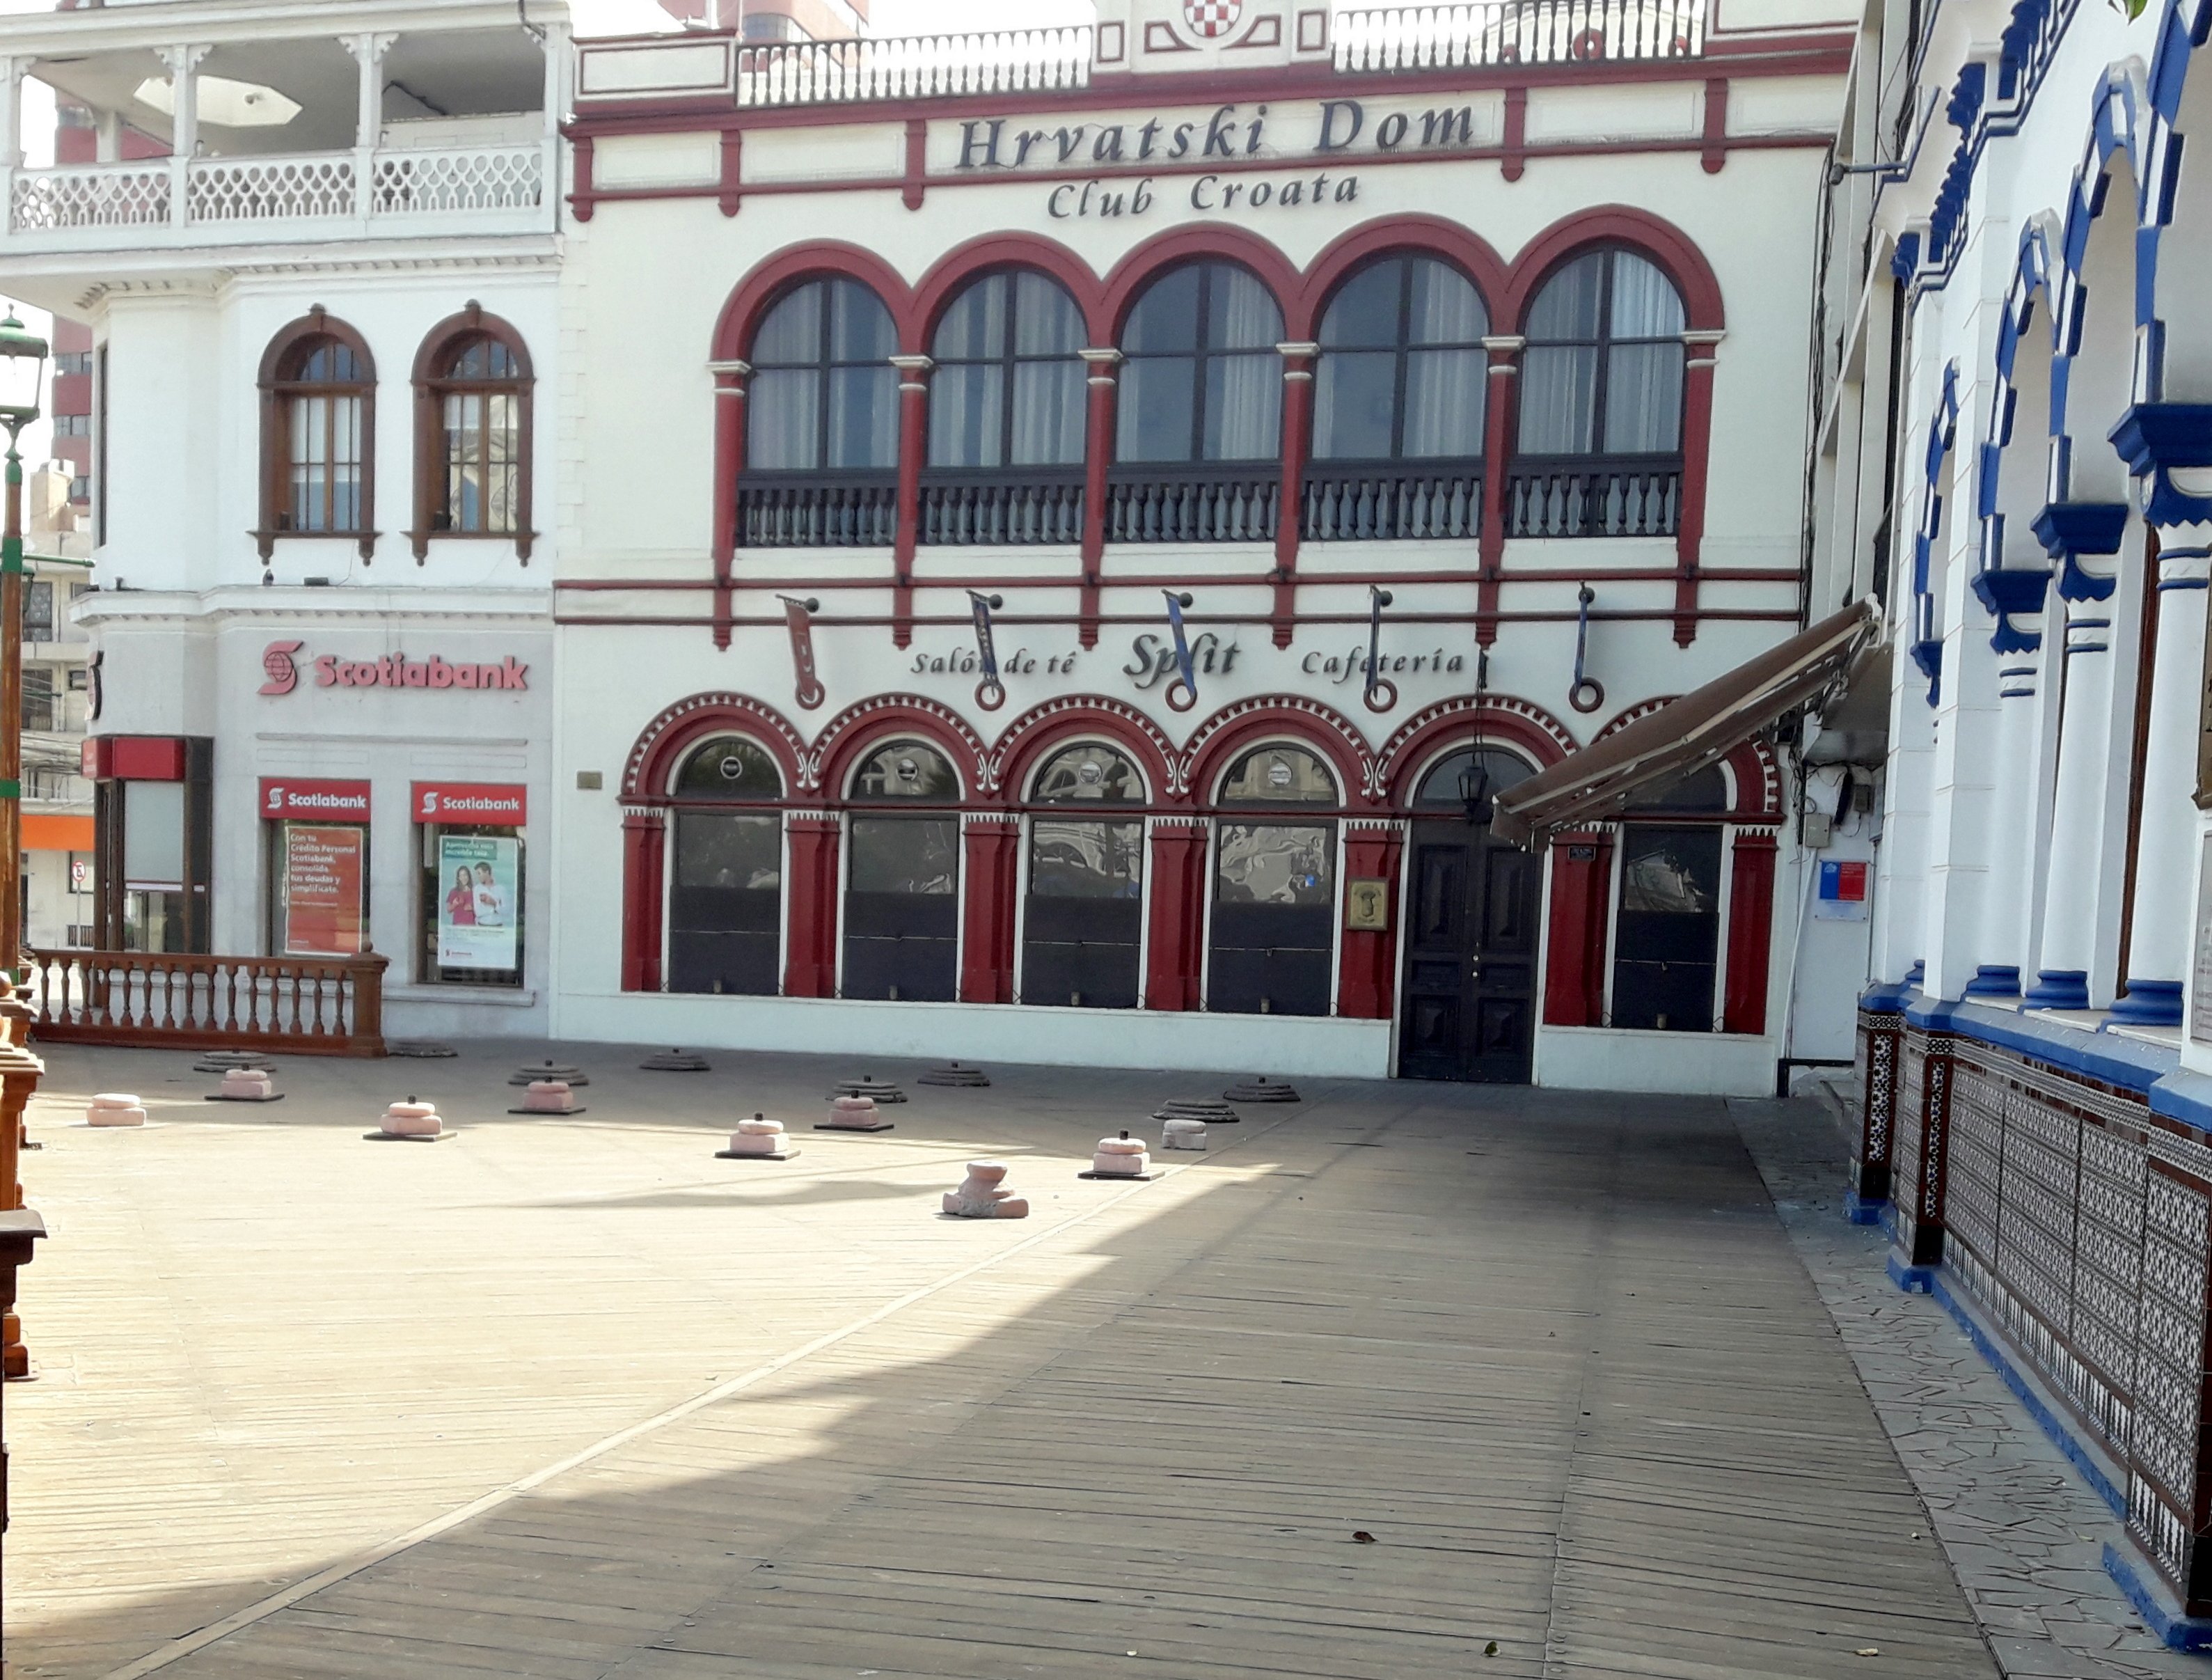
1302 463 1484 541
738 471 901 549
1505 456 1682 538
1106 465 1281 545
919 471 1085 547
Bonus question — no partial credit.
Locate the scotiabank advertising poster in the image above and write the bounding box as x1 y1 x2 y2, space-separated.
437 835 520 973
281 825 367 957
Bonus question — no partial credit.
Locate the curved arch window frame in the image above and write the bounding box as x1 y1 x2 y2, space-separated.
1405 742 1540 817
926 267 1089 473
1312 253 1492 465
1025 737 1151 808
745 275 901 476
669 732 787 805
410 305 535 564
844 735 965 806
1515 244 1689 460
257 308 377 563
1211 739 1345 811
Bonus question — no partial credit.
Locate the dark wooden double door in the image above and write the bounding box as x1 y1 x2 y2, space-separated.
1398 820 1540 1083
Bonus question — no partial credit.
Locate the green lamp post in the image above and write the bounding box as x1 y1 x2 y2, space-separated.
0 313 51 980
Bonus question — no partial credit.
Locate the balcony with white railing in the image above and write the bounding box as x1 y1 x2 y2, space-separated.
0 3 564 258
578 0 1707 116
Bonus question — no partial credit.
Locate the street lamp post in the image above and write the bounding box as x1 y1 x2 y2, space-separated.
0 313 49 983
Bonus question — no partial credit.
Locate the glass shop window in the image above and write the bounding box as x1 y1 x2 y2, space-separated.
843 739 961 1003
1610 765 1728 1032
1208 744 1339 1016
120 778 187 954
668 735 784 997
1022 742 1144 1009
419 824 525 987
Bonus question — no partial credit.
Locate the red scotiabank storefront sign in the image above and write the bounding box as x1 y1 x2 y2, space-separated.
413 782 527 825
259 640 528 696
259 778 372 821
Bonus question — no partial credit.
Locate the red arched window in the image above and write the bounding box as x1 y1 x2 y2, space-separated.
258 309 375 562
411 306 535 563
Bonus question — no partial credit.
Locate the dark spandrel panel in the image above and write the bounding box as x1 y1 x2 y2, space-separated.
1020 938 1140 1010
668 929 779 997
1206 943 1332 1017
842 933 956 1002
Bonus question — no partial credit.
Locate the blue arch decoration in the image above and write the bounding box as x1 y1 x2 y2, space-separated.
1911 362 1962 705
1973 220 2062 652
2046 64 2147 497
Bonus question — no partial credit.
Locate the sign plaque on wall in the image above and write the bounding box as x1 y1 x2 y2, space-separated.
1344 878 1391 932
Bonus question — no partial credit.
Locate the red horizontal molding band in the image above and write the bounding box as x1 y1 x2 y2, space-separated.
555 569 1803 592
554 608 1802 628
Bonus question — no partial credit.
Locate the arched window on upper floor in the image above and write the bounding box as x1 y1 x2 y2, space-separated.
1306 254 1490 541
411 307 533 563
922 269 1087 546
1110 261 1283 544
258 310 375 562
1510 248 1686 539
740 276 899 548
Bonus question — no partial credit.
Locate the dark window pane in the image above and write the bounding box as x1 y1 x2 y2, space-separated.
826 364 897 469
853 739 959 801
1527 252 1606 341
674 812 781 889
752 283 823 366
1403 347 1485 457
849 816 959 893
1202 351 1281 460
1117 354 1196 462
1603 342 1684 454
1029 819 1143 897
748 368 819 470
1219 745 1338 804
933 273 1007 361
1013 272 1084 354
1412 748 1536 808
1611 252 1685 338
675 735 784 801
1215 822 1336 904
1032 742 1141 803
1517 345 1597 455
1312 349 1396 460
1320 260 1402 349
1408 260 1487 345
1206 266 1283 350
1009 361 1084 466
1123 266 1203 354
830 278 896 362
929 363 1004 469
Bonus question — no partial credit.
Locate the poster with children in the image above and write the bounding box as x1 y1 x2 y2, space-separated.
436 835 519 972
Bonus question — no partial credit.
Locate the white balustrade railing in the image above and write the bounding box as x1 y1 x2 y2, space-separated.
4 143 551 240
9 162 168 231
189 153 354 223
370 146 543 215
1334 0 1706 68
736 26 1093 107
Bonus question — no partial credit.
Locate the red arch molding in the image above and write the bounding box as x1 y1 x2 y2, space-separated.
1180 695 1382 809
1296 215 1514 342
987 696 1183 803
807 693 995 800
1375 695 1579 804
1499 204 1726 331
622 691 809 801
1096 223 1310 340
710 242 918 361
910 232 1112 352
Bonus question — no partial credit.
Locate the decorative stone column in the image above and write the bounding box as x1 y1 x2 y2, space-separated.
958 812 1019 1005
1143 817 1208 1012
782 810 842 999
2110 405 2212 1024
619 806 666 994
1271 340 1318 647
1077 348 1120 650
2023 501 2130 1010
890 353 933 647
1336 817 1403 1019
160 44 210 229
341 33 394 221
1475 333 1523 645
709 359 752 652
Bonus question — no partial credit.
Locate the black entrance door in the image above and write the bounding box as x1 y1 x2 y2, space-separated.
1397 820 1540 1082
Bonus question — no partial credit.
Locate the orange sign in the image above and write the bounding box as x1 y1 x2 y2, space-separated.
281 824 366 957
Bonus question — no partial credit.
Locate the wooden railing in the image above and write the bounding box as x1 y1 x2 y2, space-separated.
1303 464 1484 540
1106 466 1281 544
919 473 1084 545
22 949 388 1057
738 473 901 548
1506 456 1682 537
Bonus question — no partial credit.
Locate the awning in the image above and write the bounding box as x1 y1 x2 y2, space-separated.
1490 599 1882 847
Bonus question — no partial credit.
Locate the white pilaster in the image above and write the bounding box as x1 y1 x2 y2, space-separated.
344 33 397 221
2030 592 2124 1007
159 45 209 230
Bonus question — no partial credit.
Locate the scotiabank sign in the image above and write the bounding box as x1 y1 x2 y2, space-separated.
413 782 527 825
260 778 371 820
260 640 529 697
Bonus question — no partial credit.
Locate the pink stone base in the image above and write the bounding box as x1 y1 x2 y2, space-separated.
86 1102 147 1128
942 1161 1029 1218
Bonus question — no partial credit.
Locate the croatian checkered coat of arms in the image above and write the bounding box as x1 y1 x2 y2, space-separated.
1183 0 1244 38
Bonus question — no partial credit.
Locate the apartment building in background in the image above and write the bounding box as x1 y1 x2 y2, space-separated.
654 0 867 43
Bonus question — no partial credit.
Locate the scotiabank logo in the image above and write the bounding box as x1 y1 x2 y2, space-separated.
259 641 529 696
412 782 527 825
260 778 372 819
260 641 304 696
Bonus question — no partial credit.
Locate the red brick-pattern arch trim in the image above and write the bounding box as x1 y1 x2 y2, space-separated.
807 693 995 799
1375 694 1579 806
1180 695 1381 808
986 696 1181 802
622 691 809 801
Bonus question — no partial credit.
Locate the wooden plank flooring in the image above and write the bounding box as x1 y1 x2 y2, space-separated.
1 1045 1995 1678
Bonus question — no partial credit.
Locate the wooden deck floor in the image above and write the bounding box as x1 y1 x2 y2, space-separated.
3 1044 1993 1679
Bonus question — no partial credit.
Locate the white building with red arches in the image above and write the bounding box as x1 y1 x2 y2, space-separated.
3 0 1860 1088
1813 0 2212 1633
